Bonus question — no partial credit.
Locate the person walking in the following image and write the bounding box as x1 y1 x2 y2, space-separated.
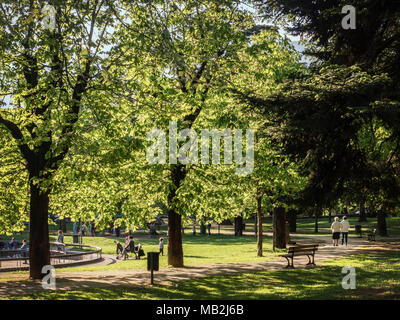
73 221 77 235
159 237 164 256
341 216 350 246
331 217 342 246
81 224 86 236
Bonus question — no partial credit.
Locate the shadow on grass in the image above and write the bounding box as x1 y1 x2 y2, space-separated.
5 251 400 300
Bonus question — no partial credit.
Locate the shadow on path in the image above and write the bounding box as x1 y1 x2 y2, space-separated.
1 236 399 297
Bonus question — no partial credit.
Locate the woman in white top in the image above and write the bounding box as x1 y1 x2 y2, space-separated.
341 216 350 245
331 217 342 246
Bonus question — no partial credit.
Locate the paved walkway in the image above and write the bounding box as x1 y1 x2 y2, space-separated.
0 236 399 297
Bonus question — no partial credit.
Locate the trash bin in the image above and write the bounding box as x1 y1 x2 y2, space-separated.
147 252 160 285
73 234 79 243
147 252 160 271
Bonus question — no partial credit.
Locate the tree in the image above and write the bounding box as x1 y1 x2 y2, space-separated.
226 29 306 255
106 2 310 263
112 0 258 267
273 206 286 249
246 0 400 218
0 0 120 279
235 64 396 214
253 0 400 78
172 28 306 256
377 210 388 237
286 209 297 233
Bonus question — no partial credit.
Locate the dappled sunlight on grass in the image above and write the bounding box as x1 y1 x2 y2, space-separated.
3 217 400 299
53 234 281 273
5 251 400 300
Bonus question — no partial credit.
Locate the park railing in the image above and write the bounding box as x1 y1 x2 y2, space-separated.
0 242 102 271
49 243 102 267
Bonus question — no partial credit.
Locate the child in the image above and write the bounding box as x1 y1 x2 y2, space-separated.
57 230 64 243
159 237 164 256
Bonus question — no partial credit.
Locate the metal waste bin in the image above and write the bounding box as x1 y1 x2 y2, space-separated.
147 252 160 271
147 252 160 285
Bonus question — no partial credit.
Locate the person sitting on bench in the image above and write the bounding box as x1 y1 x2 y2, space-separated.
7 237 18 250
121 235 135 258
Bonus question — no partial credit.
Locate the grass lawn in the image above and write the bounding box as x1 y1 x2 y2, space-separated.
2 217 400 300
0 233 285 274
2 216 399 275
56 234 286 272
5 250 400 300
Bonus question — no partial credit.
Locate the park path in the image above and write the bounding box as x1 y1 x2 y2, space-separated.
0 236 398 298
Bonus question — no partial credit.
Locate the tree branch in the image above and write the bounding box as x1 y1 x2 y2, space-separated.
0 112 35 162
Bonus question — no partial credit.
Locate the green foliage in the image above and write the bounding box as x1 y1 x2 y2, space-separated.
249 0 400 212
236 63 399 209
0 1 312 236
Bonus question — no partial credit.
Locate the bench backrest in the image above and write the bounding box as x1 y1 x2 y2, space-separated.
288 244 319 254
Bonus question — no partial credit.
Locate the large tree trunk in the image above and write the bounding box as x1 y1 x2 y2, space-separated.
314 206 321 233
29 181 51 279
287 209 297 233
273 206 286 249
285 222 290 245
167 165 185 267
377 209 388 236
256 196 263 257
359 199 367 222
167 209 184 267
200 222 206 235
234 216 243 236
254 213 257 237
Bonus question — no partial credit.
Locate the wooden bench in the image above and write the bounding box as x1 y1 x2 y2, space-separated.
367 229 376 241
280 244 319 268
116 241 144 260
